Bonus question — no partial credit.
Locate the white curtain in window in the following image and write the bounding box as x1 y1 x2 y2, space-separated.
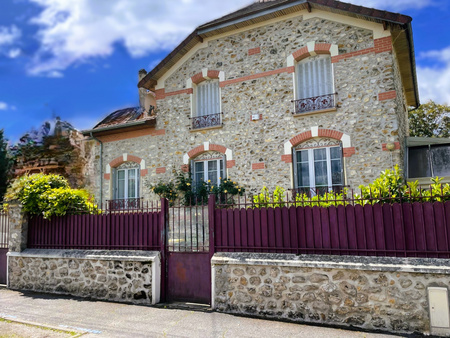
196 80 220 116
296 55 333 100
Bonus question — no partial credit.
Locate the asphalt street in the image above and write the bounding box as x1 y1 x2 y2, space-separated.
0 288 403 338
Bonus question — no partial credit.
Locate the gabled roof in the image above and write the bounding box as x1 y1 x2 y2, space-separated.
138 0 419 107
82 107 156 136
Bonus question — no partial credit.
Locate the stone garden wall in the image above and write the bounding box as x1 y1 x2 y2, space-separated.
8 249 161 305
212 252 450 336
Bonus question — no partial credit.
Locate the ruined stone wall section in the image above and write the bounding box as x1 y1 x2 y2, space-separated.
8 250 160 305
212 253 450 336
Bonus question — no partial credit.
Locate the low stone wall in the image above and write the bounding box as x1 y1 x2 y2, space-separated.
8 249 161 305
212 253 450 336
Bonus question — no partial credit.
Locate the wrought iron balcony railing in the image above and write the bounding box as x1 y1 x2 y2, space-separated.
292 93 337 114
191 113 222 129
107 197 143 211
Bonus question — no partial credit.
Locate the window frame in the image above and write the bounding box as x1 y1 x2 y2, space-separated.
114 167 140 200
293 144 344 194
191 156 226 188
293 54 336 114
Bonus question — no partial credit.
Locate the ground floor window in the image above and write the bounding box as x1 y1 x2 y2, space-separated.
191 152 225 188
114 163 140 200
294 138 343 195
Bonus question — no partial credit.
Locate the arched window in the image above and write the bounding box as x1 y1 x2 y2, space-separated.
191 151 226 188
114 162 140 201
294 55 335 114
293 138 343 195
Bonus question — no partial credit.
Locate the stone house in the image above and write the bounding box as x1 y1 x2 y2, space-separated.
83 0 419 205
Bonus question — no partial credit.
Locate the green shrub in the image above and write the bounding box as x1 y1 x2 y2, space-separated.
148 181 178 205
4 173 98 218
251 165 450 209
252 186 286 208
148 169 245 206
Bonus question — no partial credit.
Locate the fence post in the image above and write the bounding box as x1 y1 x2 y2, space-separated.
7 201 28 252
208 194 216 259
159 198 168 302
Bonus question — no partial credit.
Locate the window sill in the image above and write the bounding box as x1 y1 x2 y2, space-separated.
190 124 223 132
293 107 337 117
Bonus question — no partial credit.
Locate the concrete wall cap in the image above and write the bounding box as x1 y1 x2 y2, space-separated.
212 252 450 275
8 249 160 262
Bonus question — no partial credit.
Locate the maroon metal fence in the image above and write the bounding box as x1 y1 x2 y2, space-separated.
211 198 450 258
0 210 10 284
28 204 162 250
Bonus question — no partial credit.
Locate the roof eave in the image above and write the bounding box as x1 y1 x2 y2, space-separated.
82 119 156 137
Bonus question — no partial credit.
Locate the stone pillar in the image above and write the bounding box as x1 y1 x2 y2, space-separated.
7 201 28 252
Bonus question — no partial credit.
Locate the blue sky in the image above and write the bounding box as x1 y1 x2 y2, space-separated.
1 0 449 143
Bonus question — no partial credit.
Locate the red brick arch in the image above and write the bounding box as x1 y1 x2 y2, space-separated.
183 142 235 169
282 128 354 163
291 42 338 63
104 154 148 180
191 70 221 85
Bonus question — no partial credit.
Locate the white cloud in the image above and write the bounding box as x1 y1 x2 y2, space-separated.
0 102 9 110
417 46 450 105
26 0 437 77
345 0 433 11
7 48 21 58
0 25 21 46
27 0 250 76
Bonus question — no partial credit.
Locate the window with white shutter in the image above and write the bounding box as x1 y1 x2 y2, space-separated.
294 55 335 114
192 79 221 129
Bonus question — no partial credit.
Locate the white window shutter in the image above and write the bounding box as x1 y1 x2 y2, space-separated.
296 55 332 99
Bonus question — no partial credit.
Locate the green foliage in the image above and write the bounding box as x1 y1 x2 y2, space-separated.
0 129 12 202
252 186 286 208
356 165 404 204
409 100 450 138
251 165 450 209
39 188 98 219
4 173 98 218
148 181 178 205
148 169 245 206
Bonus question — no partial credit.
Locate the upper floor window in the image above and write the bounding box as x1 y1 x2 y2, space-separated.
294 55 336 114
192 79 221 129
294 138 343 195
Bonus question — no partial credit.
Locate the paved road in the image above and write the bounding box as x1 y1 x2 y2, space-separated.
0 288 402 338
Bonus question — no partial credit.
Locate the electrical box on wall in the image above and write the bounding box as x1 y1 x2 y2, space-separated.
251 114 260 121
428 287 450 336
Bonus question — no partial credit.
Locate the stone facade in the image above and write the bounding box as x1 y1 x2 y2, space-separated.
8 249 161 305
212 253 450 336
88 9 410 204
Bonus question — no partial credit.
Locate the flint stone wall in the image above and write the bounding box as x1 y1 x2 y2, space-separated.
212 253 450 336
92 13 406 204
8 249 161 305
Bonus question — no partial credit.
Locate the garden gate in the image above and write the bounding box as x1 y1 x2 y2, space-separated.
163 199 214 304
0 211 9 284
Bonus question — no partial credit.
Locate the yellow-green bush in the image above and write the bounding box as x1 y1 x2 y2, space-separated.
4 173 98 218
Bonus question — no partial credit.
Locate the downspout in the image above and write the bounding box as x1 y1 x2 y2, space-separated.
90 132 103 204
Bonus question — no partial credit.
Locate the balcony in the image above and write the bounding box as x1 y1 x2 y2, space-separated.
292 93 337 114
191 113 222 130
106 197 143 211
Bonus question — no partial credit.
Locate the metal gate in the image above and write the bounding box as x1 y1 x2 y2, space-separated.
164 203 212 304
0 211 10 285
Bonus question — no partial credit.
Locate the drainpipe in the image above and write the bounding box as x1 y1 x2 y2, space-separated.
89 132 103 205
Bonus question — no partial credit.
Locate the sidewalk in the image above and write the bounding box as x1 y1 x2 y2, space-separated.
0 288 403 338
